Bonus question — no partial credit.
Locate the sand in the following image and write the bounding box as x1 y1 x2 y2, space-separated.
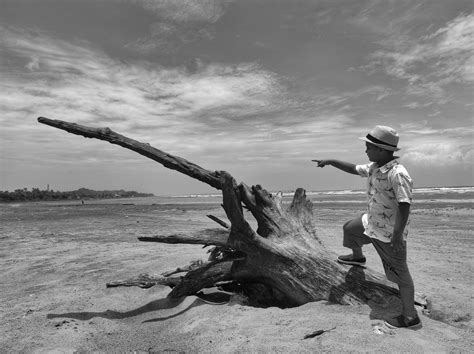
1 198 473 352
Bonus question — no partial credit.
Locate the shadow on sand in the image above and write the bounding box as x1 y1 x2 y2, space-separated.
47 291 232 323
47 296 202 323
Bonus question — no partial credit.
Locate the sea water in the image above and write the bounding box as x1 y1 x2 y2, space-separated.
3 186 472 207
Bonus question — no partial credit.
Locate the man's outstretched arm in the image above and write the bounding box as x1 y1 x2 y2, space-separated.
312 159 358 175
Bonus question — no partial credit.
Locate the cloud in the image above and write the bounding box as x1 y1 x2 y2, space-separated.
25 55 40 71
403 142 473 167
424 13 474 82
365 13 474 100
126 0 233 53
0 26 288 163
135 0 231 23
352 0 423 37
401 125 474 167
1 24 366 175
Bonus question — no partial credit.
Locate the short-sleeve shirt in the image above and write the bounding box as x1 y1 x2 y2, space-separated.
356 159 413 243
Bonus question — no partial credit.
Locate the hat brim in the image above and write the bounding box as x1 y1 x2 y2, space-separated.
359 137 400 151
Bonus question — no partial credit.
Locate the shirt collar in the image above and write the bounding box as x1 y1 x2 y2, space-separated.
377 158 399 173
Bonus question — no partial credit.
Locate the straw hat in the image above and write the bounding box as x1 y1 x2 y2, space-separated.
359 125 400 151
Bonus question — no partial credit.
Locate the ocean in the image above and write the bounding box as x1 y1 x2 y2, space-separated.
10 186 471 207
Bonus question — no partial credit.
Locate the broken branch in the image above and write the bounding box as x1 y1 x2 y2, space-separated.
138 228 228 247
106 273 181 289
37 117 222 190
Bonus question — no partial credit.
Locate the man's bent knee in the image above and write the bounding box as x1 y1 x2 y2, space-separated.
343 216 364 236
342 216 370 249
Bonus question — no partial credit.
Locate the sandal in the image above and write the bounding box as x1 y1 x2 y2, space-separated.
337 254 366 266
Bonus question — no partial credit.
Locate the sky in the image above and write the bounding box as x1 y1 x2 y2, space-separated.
0 0 473 196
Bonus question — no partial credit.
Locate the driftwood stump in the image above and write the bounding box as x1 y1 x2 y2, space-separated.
38 116 403 308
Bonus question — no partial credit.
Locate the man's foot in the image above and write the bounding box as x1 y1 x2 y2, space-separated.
384 314 422 329
337 254 366 266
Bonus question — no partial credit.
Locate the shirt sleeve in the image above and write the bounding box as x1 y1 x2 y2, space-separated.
355 163 372 177
391 168 413 204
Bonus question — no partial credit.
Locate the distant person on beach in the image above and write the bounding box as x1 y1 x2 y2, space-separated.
313 125 421 329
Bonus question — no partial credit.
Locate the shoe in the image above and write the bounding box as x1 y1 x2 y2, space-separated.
384 314 422 329
337 254 366 266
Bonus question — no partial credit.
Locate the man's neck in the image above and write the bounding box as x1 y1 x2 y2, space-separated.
375 156 395 166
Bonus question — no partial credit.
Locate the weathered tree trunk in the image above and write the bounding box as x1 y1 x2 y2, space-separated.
38 116 402 308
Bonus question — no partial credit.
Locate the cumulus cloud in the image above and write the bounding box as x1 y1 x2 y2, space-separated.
403 142 473 166
402 126 474 166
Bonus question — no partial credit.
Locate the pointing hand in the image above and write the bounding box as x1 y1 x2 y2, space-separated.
312 159 328 167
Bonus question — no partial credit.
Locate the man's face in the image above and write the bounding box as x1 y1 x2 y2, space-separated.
365 142 381 162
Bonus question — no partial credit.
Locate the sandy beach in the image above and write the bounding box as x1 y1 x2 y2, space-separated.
1 191 473 352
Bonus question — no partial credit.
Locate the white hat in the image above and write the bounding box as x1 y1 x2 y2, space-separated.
359 125 400 151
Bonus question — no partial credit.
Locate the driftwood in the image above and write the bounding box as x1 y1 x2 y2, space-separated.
106 273 181 289
38 116 403 308
138 228 228 246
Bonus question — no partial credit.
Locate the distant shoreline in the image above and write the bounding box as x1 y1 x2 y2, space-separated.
0 187 154 203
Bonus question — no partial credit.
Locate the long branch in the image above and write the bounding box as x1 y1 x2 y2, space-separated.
138 228 229 246
106 273 181 289
37 117 222 190
207 214 230 229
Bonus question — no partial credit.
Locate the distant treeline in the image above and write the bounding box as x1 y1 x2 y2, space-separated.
0 187 154 202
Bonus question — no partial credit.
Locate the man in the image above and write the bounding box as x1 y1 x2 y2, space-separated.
313 125 421 329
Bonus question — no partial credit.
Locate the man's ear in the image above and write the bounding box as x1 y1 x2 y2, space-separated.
379 148 393 156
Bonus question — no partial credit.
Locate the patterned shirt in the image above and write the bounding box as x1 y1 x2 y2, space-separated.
356 159 413 243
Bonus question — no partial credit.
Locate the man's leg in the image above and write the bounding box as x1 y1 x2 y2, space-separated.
371 239 420 328
399 280 417 318
388 269 419 328
338 215 371 264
